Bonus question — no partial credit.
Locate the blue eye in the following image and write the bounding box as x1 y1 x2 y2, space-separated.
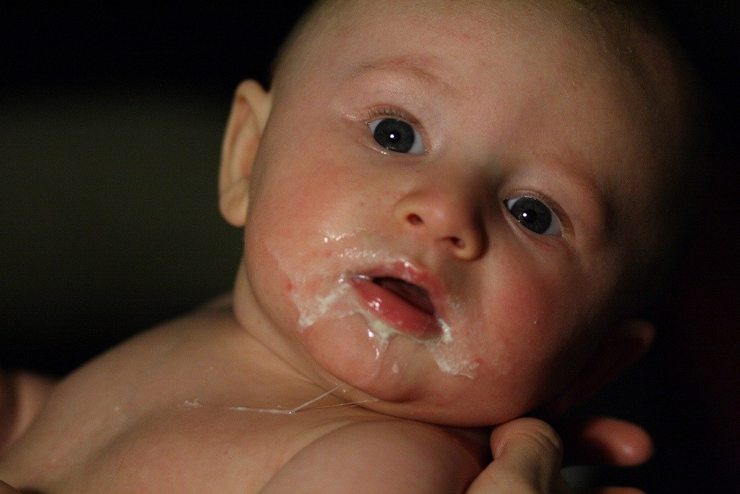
368 118 424 154
505 196 562 236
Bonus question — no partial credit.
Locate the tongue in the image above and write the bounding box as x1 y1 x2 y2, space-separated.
352 276 439 338
373 277 435 315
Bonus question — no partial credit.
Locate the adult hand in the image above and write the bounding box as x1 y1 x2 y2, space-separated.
557 415 652 468
466 417 651 494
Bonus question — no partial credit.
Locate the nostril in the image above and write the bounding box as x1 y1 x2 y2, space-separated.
406 213 424 226
450 237 466 249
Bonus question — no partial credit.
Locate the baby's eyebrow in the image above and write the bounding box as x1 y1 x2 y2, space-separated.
554 166 615 243
352 55 453 93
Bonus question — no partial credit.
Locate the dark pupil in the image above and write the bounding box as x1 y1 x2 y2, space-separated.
373 118 415 153
511 198 552 234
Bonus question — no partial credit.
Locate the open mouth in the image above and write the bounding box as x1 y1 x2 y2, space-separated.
372 277 435 315
351 275 441 338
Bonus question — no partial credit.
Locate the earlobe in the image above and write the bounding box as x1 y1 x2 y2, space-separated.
544 319 655 416
219 79 272 227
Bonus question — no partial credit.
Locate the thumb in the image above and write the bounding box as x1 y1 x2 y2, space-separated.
467 418 571 494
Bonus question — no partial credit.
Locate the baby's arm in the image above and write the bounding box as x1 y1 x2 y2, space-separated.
261 419 484 493
0 371 55 454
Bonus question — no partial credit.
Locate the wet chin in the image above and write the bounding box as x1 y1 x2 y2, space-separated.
300 318 537 426
298 314 429 402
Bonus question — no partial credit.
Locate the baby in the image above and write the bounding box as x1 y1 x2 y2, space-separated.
0 0 698 492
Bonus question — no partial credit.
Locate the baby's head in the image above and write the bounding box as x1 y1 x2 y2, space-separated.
218 0 700 426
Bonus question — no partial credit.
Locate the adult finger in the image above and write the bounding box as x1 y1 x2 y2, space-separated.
559 416 653 466
467 417 570 494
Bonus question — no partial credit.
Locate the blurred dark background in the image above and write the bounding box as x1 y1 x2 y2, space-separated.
1 2 305 369
1 2 737 493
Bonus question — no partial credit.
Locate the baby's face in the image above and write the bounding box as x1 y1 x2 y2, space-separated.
237 1 677 425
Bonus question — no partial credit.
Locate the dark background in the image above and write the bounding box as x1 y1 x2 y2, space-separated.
1 2 306 370
1 2 738 492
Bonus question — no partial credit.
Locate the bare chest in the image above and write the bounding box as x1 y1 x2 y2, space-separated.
0 309 377 492
1 398 348 493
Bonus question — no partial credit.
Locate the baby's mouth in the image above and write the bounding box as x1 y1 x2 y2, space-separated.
351 275 442 339
372 277 436 315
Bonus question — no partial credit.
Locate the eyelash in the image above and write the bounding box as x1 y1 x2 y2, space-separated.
365 105 419 125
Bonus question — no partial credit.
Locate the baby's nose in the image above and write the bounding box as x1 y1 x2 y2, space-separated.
393 188 485 261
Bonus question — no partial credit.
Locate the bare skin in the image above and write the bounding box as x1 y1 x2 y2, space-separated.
0 302 651 493
0 301 485 493
1 0 681 492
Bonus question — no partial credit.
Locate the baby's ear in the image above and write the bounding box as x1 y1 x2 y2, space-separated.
544 319 655 416
219 79 272 227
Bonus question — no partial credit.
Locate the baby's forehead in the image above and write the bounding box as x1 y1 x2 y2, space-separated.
321 3 681 125
293 5 684 168
295 1 681 93
282 0 688 183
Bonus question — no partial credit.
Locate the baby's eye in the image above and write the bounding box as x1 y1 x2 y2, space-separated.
505 196 562 236
368 118 424 154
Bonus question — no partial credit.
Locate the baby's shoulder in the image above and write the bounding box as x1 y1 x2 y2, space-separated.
263 417 486 493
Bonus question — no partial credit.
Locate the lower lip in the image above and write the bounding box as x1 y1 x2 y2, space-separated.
351 277 441 339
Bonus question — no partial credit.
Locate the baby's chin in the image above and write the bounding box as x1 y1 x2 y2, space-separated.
299 313 430 399
295 316 519 427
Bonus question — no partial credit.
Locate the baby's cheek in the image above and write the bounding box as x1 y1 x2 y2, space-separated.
492 274 565 344
243 231 299 324
477 270 577 402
